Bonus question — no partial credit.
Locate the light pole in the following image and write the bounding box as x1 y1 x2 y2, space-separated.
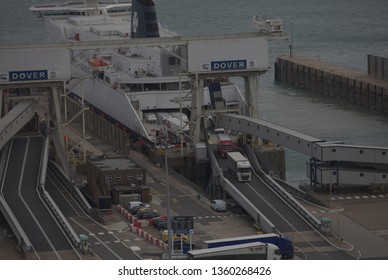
163 123 172 259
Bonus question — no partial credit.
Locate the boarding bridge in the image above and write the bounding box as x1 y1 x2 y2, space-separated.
216 113 388 187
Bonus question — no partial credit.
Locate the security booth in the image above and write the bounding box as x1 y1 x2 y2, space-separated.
79 234 89 254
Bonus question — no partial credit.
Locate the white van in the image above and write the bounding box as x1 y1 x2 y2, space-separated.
213 128 225 134
210 200 226 212
128 201 149 210
144 112 157 124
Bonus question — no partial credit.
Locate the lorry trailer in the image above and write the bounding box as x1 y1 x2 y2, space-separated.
187 242 281 260
202 233 294 259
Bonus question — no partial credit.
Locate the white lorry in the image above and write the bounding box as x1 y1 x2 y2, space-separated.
165 117 189 144
187 242 281 260
226 151 252 182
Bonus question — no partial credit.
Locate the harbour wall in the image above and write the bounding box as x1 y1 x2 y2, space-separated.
275 55 388 113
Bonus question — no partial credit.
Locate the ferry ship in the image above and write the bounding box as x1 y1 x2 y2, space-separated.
30 0 243 147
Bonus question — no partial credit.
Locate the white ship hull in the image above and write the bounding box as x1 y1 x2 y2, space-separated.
68 76 241 145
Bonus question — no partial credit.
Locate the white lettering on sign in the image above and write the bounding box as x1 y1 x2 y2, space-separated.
211 60 247 71
9 70 48 82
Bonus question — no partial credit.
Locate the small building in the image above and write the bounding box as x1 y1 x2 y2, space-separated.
86 157 147 207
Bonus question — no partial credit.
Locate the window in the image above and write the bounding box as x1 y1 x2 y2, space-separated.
105 175 112 183
168 56 176 66
115 175 121 182
137 173 144 180
131 100 139 110
127 174 134 181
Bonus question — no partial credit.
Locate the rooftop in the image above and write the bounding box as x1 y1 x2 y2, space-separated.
89 157 140 171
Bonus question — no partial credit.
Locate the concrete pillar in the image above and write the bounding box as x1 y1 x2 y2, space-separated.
190 75 205 143
243 74 261 147
51 86 66 150
244 75 260 118
0 87 3 117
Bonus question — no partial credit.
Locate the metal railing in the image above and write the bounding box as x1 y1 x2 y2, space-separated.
244 145 321 230
208 148 276 232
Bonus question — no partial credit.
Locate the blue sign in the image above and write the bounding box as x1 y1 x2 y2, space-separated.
211 60 247 71
9 70 48 82
171 216 194 235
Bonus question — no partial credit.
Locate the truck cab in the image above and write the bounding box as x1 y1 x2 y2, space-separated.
217 133 234 158
226 152 252 182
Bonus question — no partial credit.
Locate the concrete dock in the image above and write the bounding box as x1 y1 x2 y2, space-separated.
275 55 388 113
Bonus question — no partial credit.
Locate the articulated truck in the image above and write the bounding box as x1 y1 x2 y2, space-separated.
187 242 281 260
203 233 294 259
226 151 251 182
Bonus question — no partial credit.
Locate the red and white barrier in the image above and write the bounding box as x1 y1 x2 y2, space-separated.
117 205 167 250
127 223 168 250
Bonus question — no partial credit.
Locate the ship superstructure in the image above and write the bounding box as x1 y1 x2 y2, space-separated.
30 0 243 146
30 0 132 19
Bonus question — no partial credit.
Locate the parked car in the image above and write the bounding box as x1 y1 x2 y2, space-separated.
128 201 149 211
137 209 160 219
226 201 245 214
153 217 168 229
150 216 167 227
157 220 168 231
130 206 150 215
138 211 160 220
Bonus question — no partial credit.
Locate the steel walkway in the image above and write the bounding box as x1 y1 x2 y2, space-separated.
216 113 388 186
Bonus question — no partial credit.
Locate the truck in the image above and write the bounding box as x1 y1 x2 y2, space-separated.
165 117 189 144
187 242 281 260
217 133 234 158
202 233 294 259
226 151 251 182
170 111 189 124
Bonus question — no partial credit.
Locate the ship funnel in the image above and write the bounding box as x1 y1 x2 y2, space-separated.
131 0 160 38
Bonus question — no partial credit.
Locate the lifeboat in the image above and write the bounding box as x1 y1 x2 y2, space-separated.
88 57 110 70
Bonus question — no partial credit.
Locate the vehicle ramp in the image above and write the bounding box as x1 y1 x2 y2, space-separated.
0 100 35 151
0 136 79 259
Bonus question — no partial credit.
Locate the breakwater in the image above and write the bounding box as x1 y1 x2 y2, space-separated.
275 55 388 113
